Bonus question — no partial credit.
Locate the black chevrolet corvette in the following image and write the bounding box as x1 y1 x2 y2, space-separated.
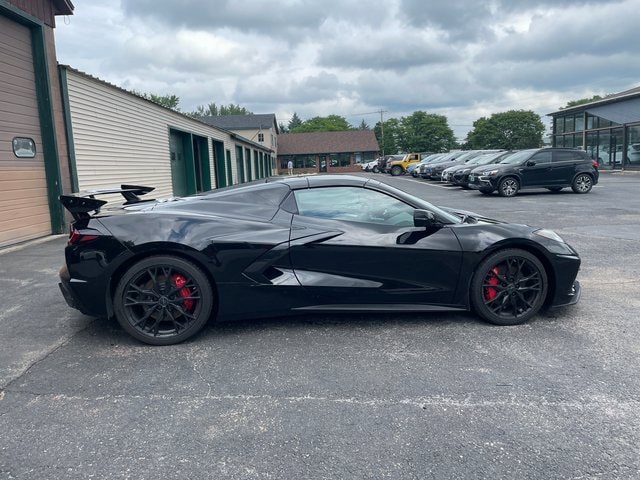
59 175 581 345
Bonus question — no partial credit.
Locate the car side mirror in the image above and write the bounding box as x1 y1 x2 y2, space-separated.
526 160 536 166
414 209 439 228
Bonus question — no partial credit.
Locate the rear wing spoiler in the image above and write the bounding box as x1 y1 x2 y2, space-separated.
59 184 155 221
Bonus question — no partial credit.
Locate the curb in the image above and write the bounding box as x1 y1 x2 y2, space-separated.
0 234 66 256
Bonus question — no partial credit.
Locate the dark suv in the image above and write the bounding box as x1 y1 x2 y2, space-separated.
467 148 599 197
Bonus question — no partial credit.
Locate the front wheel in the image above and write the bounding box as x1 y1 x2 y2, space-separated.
390 165 403 176
471 249 548 326
113 255 214 345
498 177 519 197
572 174 593 193
372 166 379 173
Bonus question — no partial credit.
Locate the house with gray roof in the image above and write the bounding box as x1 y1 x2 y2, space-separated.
200 114 279 155
277 130 379 174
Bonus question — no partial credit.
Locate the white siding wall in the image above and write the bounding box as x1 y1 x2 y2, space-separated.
65 71 271 201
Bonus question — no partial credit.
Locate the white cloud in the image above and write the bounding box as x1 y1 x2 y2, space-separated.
55 0 640 137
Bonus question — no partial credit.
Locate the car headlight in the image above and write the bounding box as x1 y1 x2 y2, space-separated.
482 169 499 176
534 229 565 243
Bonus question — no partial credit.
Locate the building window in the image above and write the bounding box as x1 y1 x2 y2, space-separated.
12 137 36 158
258 133 264 142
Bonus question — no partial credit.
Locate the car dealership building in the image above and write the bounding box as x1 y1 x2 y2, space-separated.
548 86 640 169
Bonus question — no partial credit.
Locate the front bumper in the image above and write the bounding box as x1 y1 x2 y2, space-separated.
551 280 581 308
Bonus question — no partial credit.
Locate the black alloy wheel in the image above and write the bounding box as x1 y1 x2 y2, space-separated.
471 249 548 326
391 165 403 176
571 174 593 193
498 177 519 197
113 256 214 345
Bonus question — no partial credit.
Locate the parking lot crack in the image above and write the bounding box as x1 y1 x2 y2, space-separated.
0 318 98 392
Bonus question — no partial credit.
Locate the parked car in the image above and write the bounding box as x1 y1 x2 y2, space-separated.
408 153 444 177
627 143 640 164
58 176 582 345
451 151 515 188
436 151 502 182
420 151 481 179
467 148 599 197
361 159 379 172
442 151 513 188
418 152 459 178
388 153 421 176
379 154 404 173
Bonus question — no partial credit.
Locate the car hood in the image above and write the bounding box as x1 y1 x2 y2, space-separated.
469 163 514 173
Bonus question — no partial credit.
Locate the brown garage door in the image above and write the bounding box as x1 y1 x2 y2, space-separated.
0 14 51 247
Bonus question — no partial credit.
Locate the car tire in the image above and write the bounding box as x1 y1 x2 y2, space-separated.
471 248 548 326
113 255 214 345
498 177 519 197
391 165 403 176
547 187 563 192
372 166 379 173
571 174 593 194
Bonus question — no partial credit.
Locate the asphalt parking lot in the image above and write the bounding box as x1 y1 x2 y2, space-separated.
1 171 639 479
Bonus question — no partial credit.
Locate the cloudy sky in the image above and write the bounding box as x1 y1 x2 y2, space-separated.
55 0 640 140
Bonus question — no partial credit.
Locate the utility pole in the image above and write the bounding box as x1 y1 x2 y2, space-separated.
379 109 387 158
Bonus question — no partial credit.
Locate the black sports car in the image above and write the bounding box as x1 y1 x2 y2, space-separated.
59 175 581 345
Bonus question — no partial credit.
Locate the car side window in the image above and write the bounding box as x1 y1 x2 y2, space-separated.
530 151 552 164
553 150 584 162
293 187 415 227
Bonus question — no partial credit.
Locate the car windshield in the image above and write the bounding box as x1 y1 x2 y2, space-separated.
499 150 536 164
475 151 510 165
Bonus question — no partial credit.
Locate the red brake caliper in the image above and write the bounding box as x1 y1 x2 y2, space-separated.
171 274 194 310
484 267 500 301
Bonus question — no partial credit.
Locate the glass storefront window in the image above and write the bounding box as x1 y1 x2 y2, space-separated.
574 114 584 132
586 131 599 161
628 125 640 165
555 117 565 134
587 115 597 129
565 115 575 133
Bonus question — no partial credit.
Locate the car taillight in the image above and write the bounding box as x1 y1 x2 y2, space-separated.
592 160 599 169
68 226 99 245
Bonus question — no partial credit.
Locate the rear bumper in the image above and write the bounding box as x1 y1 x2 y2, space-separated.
59 264 108 317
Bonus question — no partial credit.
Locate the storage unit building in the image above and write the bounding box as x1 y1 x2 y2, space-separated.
59 66 275 202
0 0 73 247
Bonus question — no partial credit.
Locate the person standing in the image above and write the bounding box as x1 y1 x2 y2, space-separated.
287 160 293 175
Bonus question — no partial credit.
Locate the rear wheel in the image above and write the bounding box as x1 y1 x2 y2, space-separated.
372 166 379 173
498 177 519 197
113 255 214 345
471 249 548 326
572 174 593 193
391 165 403 176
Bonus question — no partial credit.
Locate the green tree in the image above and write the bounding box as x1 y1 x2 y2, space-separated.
219 103 252 115
465 110 544 149
358 119 370 130
133 91 181 110
288 112 303 131
279 122 288 133
561 95 603 109
398 111 455 153
374 118 401 155
188 102 252 118
291 115 352 133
